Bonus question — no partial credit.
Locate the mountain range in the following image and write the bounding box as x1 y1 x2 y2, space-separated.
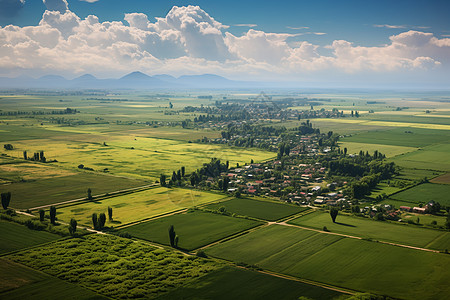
0 72 261 89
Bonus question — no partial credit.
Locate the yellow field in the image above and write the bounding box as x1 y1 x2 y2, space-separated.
57 187 229 226
0 163 76 181
315 118 450 130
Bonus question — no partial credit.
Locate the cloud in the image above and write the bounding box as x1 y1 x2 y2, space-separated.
0 4 448 83
43 0 68 13
234 24 257 28
80 0 98 2
374 24 406 29
287 26 309 30
0 0 25 19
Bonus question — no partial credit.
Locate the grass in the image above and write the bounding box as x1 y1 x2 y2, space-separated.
0 259 106 300
391 183 450 206
206 224 450 300
390 143 450 172
288 211 449 250
204 197 310 221
396 168 442 181
157 266 345 300
0 221 61 254
367 182 403 198
0 162 76 183
338 141 416 158
57 187 228 226
1 172 148 209
121 210 263 251
8 234 221 299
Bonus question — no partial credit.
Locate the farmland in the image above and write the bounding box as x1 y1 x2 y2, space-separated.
56 187 228 226
121 210 263 250
288 211 450 250
0 259 107 300
0 221 61 254
206 225 450 300
157 266 345 300
204 197 310 221
391 183 450 206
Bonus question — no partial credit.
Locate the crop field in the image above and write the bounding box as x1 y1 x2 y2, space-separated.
341 127 450 147
395 168 442 181
121 210 263 251
0 221 61 254
204 197 309 221
157 266 344 300
206 225 450 300
1 172 148 209
2 135 275 180
8 234 221 299
288 211 449 250
391 183 450 206
56 187 228 226
0 162 76 183
338 141 416 158
367 182 403 198
0 259 106 300
431 172 450 184
390 143 450 171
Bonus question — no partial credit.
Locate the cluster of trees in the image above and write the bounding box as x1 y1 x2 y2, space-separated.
0 108 78 116
168 225 179 248
160 166 186 187
3 144 13 150
92 212 107 230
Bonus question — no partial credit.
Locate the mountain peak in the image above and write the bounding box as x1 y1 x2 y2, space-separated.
120 71 151 80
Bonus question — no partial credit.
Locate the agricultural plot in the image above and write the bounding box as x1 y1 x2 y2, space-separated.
391 183 450 206
204 197 309 221
0 259 106 300
0 221 60 254
431 172 450 184
2 136 275 180
288 211 449 250
0 162 76 183
367 182 403 198
121 210 263 251
206 225 450 300
157 266 344 300
396 168 442 181
1 172 147 209
338 141 416 158
8 234 221 299
391 143 450 172
341 127 450 147
57 187 228 226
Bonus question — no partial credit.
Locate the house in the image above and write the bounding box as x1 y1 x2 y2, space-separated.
413 207 426 213
314 199 327 205
399 206 411 211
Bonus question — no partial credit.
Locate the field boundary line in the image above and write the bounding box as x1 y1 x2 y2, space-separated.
115 208 189 229
424 232 449 249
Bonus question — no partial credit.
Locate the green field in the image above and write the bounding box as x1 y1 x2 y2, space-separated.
121 210 263 251
339 141 416 158
204 197 309 221
391 183 450 206
396 168 442 181
288 211 449 250
157 266 345 300
0 221 61 254
0 259 106 300
57 187 228 226
8 234 221 299
342 127 450 147
391 143 450 172
206 225 450 300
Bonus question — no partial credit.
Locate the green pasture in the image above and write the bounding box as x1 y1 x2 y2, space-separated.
8 234 220 299
0 259 107 300
204 197 309 221
1 172 147 209
57 187 228 226
0 221 60 254
121 210 263 251
396 168 442 181
207 225 450 300
390 143 450 171
339 141 416 158
391 183 450 206
288 211 449 250
341 127 450 147
367 182 403 198
157 266 344 300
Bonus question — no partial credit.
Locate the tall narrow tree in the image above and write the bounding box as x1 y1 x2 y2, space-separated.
49 206 56 224
168 225 176 247
1 192 11 210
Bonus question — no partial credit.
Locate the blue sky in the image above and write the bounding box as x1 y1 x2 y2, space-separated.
0 0 449 87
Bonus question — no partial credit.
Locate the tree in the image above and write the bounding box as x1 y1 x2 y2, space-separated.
92 213 98 229
3 144 13 150
168 225 176 247
87 188 92 200
108 206 113 221
69 218 77 235
160 174 166 187
98 213 106 229
181 166 185 177
174 235 179 248
23 150 27 160
344 147 347 155
330 208 338 223
39 209 45 222
49 206 56 224
1 192 11 210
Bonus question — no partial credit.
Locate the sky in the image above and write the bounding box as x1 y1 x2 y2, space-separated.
0 0 449 88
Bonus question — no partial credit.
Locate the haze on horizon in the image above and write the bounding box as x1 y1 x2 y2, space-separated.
0 0 449 89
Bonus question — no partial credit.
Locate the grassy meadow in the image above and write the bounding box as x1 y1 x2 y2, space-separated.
391 183 450 206
121 210 263 250
56 187 228 226
204 197 310 221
